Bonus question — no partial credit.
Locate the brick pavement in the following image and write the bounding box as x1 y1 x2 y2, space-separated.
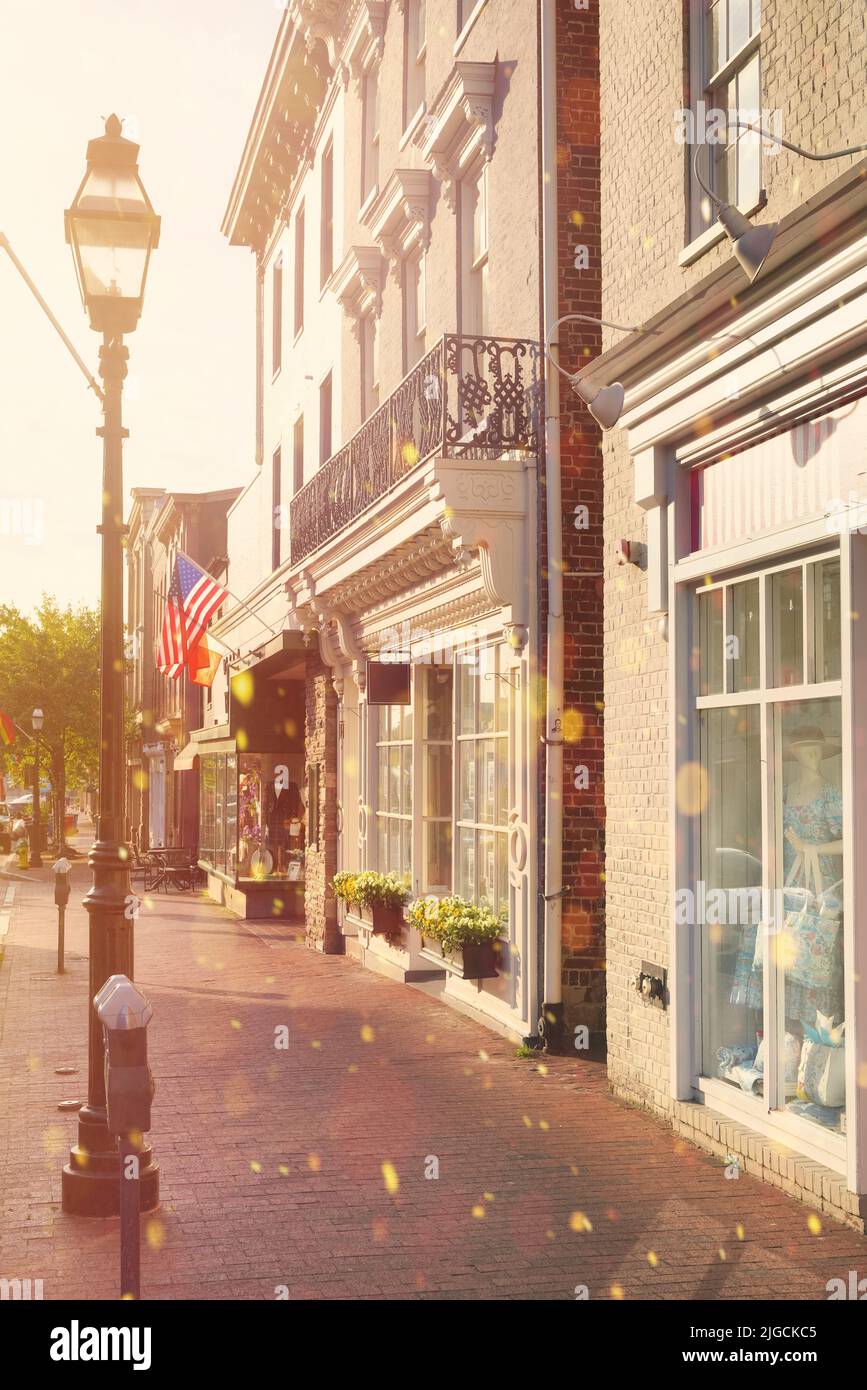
2 845 867 1301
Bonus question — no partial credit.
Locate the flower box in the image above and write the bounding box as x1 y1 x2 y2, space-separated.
420 937 500 980
360 903 404 938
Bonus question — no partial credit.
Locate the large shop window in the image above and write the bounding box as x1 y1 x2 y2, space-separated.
693 552 845 1138
375 701 413 883
199 751 304 883
457 645 509 913
198 752 237 877
422 666 453 893
238 753 305 881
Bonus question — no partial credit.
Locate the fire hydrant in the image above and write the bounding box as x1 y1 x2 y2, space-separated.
16 839 29 869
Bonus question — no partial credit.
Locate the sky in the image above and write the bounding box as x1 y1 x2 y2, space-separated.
0 0 281 615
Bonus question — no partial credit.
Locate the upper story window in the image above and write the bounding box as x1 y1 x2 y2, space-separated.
403 251 426 372
294 202 305 338
320 142 334 288
271 446 282 570
272 255 283 376
293 415 304 496
361 68 380 207
361 314 380 420
319 372 333 466
403 0 426 133
457 0 482 33
461 163 489 335
689 0 763 239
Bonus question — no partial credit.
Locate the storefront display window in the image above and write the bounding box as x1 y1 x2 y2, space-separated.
198 750 305 883
693 551 846 1137
366 644 511 919
238 752 306 881
375 701 412 883
422 667 452 893
457 644 509 913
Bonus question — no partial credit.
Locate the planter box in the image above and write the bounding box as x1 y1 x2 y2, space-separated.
359 902 405 937
419 937 500 979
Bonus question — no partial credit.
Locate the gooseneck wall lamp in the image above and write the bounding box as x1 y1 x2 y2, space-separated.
695 122 867 284
545 313 652 430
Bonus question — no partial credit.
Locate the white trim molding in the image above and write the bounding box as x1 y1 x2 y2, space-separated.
417 61 497 211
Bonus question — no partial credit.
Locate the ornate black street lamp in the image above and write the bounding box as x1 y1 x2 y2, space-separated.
29 706 44 868
61 116 161 1216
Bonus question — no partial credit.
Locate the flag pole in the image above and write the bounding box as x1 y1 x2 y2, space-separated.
175 549 287 647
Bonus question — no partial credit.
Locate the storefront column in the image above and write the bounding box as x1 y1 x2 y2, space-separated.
304 652 341 953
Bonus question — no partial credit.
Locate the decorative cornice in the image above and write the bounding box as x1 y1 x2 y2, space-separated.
330 530 458 611
417 62 497 212
363 168 432 279
327 245 386 329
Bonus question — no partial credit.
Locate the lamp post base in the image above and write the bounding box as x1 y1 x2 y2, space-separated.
61 1105 159 1216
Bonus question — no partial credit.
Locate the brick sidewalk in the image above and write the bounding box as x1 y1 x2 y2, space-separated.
2 859 867 1301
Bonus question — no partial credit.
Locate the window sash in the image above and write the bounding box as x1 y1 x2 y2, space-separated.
293 204 305 337
689 0 762 238
272 257 282 375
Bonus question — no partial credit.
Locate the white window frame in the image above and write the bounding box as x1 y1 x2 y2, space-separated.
687 0 764 242
403 250 426 372
374 700 414 881
361 67 381 210
361 312 381 421
683 545 849 1171
460 161 489 337
455 644 510 916
403 0 427 137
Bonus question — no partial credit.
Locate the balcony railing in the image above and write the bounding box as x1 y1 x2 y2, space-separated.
289 333 540 564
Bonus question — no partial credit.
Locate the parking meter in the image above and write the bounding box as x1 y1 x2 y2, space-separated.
94 974 155 1301
52 857 71 973
53 857 71 905
94 975 155 1136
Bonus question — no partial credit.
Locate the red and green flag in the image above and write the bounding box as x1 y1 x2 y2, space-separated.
0 711 15 746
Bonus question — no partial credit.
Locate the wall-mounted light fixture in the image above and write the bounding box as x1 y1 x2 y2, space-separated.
545 313 657 430
694 123 867 284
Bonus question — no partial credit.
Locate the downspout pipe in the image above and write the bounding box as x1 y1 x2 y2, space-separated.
539 0 565 1049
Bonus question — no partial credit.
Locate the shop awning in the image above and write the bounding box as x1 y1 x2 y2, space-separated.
173 741 199 772
175 732 237 770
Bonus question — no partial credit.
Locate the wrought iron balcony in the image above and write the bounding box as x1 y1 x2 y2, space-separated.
289 334 540 565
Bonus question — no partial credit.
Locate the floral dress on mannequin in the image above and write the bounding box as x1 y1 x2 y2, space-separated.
732 780 844 1029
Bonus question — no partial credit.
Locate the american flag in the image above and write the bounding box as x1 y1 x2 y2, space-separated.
156 552 229 680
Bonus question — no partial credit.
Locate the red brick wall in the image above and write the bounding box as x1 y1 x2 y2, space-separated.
555 0 605 1034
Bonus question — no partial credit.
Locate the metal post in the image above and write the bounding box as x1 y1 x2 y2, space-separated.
119 1138 141 1300
30 734 42 868
62 336 158 1216
53 858 71 974
57 905 66 974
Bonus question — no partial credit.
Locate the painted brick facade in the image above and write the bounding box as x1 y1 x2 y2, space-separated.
599 0 867 1118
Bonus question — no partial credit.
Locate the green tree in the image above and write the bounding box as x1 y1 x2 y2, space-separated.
0 598 100 851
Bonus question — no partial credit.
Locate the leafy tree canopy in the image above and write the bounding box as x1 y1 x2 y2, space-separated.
0 597 100 840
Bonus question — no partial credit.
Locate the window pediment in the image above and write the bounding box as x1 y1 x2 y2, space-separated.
343 0 386 79
327 245 385 326
364 169 432 279
417 61 497 211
